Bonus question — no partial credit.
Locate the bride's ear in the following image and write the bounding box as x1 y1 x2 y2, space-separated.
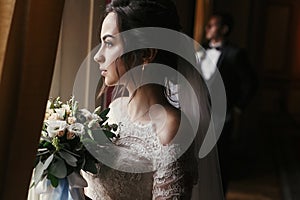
143 48 158 63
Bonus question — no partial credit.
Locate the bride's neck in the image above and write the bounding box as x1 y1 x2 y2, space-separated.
126 84 168 121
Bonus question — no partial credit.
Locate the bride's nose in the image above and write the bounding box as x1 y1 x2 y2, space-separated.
94 50 105 63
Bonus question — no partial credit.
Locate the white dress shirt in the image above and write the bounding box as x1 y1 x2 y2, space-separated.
196 42 222 80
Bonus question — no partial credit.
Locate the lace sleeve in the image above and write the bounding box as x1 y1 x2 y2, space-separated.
152 145 194 200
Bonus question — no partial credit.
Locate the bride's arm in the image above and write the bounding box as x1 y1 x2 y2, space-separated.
152 160 189 200
153 164 182 199
151 108 195 200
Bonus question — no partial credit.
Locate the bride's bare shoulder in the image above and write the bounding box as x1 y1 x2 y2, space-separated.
150 105 181 145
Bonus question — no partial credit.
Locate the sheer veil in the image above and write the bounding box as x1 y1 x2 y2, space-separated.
97 0 225 197
175 36 225 200
105 28 225 199
71 27 225 199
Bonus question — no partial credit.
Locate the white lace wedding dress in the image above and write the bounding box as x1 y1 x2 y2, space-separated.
82 99 197 200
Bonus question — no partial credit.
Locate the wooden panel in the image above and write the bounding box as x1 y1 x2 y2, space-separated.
0 0 15 81
213 0 251 48
291 4 300 80
193 0 213 44
175 0 196 36
288 88 300 115
263 5 290 73
193 0 205 43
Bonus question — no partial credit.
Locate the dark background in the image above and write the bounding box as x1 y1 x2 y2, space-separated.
176 0 300 199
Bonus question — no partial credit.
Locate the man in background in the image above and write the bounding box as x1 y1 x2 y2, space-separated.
196 13 257 196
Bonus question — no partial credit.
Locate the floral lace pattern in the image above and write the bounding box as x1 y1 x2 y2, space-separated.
82 103 194 199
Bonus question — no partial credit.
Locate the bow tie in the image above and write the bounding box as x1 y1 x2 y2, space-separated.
207 46 222 51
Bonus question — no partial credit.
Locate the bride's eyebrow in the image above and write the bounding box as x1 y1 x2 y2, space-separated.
102 34 115 41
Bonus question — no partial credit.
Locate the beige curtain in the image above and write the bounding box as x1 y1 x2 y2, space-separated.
49 0 105 110
0 0 65 199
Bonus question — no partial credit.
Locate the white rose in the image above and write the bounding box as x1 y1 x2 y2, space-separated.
67 123 85 136
47 121 67 138
48 113 60 120
46 101 54 115
41 130 48 137
44 113 50 120
62 104 71 115
46 100 52 110
55 108 66 120
46 109 54 115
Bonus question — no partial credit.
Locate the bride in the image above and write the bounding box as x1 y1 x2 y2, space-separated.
82 0 224 200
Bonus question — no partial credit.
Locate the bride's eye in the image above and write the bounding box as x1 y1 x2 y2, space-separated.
104 40 113 48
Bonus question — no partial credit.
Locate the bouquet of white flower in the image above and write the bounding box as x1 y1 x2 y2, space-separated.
31 97 117 199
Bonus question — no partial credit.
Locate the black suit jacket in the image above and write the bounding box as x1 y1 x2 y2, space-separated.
203 41 257 113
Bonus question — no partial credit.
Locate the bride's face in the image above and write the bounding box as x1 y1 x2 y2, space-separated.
94 12 125 86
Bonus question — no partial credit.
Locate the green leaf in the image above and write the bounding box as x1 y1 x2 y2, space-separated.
81 138 96 145
43 154 54 170
33 161 44 184
58 151 77 167
103 130 116 139
60 148 80 157
99 108 110 119
48 156 67 178
90 129 111 143
36 150 50 157
50 101 55 109
47 173 59 187
40 136 51 143
72 101 78 117
43 141 53 148
42 122 48 132
87 129 95 140
64 109 67 120
93 106 102 116
103 123 111 131
29 181 35 189
83 159 97 174
99 117 108 126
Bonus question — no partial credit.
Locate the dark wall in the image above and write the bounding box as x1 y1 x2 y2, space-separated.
213 0 300 118
175 0 196 37
213 0 252 49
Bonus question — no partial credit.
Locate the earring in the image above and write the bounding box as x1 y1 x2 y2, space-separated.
140 62 146 85
142 62 146 71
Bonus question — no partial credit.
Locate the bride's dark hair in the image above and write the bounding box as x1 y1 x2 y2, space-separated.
98 0 184 101
96 2 223 198
106 0 181 31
